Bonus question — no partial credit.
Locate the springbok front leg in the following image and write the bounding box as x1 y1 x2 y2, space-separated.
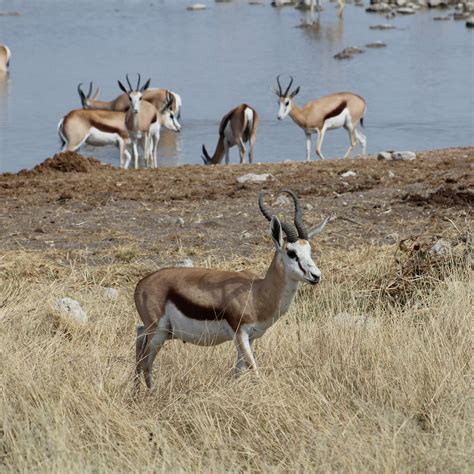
248 134 256 163
234 329 258 374
305 132 312 161
343 125 357 159
238 138 246 164
355 128 367 156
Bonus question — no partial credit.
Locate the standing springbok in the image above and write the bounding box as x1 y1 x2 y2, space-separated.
134 190 333 391
78 82 182 119
0 44 11 72
274 75 366 160
118 74 170 169
57 109 132 168
201 104 259 165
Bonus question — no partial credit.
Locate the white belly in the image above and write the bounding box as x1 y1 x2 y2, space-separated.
324 108 351 130
165 303 234 346
86 128 120 147
224 121 237 147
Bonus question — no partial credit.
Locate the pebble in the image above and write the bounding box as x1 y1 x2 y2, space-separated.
102 287 119 300
176 258 194 267
176 217 185 226
186 3 207 10
237 173 273 184
340 170 357 178
54 297 88 324
431 239 451 256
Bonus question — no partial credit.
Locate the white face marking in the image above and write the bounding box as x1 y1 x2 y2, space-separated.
162 109 181 132
129 91 142 113
283 240 321 284
165 303 234 346
324 108 350 130
277 97 292 120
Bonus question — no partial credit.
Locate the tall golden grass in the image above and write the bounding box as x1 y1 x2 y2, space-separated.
0 242 472 472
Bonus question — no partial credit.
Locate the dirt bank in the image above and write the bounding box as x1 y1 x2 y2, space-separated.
1 147 472 263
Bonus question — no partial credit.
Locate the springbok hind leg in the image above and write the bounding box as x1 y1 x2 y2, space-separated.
142 326 169 391
343 126 357 159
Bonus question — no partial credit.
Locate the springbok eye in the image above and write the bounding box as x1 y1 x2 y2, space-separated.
287 250 297 260
170 113 174 119
285 100 290 106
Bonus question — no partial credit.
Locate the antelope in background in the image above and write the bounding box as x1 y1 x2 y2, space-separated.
78 81 182 119
274 75 366 161
0 44 11 72
134 190 334 391
201 104 259 165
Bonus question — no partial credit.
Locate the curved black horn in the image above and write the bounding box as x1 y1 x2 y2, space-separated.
282 189 308 240
284 76 294 97
276 75 283 96
87 82 93 99
126 74 133 91
136 73 141 91
258 192 300 243
77 83 86 100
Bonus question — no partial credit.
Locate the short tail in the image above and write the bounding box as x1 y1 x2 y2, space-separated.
57 118 66 149
244 107 254 144
360 117 365 128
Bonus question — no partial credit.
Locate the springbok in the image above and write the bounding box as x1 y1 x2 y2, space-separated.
78 82 182 119
58 109 132 168
0 44 11 72
274 75 366 160
201 104 259 165
134 190 333 391
118 74 180 169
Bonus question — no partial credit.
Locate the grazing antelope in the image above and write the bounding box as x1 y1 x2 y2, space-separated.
134 190 333 391
78 81 182 119
57 109 132 168
0 44 11 72
274 75 366 161
201 104 259 165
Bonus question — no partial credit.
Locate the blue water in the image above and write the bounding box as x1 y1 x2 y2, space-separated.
0 0 472 172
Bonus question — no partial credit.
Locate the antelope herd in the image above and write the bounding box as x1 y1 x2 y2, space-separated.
59 72 366 168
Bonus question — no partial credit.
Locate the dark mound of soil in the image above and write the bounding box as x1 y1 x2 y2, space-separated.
403 184 474 207
17 152 112 175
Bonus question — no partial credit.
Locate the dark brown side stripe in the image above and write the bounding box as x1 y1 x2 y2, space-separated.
168 289 228 322
323 101 347 122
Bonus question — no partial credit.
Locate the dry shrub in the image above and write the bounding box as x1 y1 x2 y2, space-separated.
0 243 472 472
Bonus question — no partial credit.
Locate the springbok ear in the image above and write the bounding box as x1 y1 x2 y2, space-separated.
308 213 336 239
141 78 151 92
118 81 128 94
290 86 300 98
270 216 283 250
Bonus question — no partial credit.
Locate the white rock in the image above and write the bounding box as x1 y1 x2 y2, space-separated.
377 151 393 161
186 3 207 10
54 297 88 324
176 217 185 226
176 258 194 267
273 194 291 206
305 203 314 210
388 170 396 178
236 173 273 184
384 233 399 244
431 239 451 256
102 287 119 300
333 312 378 330
341 170 357 178
397 6 415 13
391 151 416 161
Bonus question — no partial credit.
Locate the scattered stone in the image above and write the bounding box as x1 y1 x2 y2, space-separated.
397 6 415 13
236 173 273 184
272 194 291 206
186 3 207 10
241 231 252 239
378 151 416 161
334 46 365 60
333 312 378 330
305 203 314 211
176 217 185 226
102 287 119 300
54 297 88 324
369 23 396 29
366 3 392 12
433 15 450 20
453 12 470 19
366 41 387 48
392 151 416 161
340 170 357 178
176 258 194 267
384 233 399 244
377 151 393 161
388 170 396 178
431 239 451 256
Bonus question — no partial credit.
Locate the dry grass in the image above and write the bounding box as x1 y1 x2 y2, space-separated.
0 240 472 473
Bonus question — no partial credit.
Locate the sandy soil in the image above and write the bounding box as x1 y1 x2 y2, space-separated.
1 147 472 264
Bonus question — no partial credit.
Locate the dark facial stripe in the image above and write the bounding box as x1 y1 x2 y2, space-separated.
168 289 228 322
323 101 347 122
